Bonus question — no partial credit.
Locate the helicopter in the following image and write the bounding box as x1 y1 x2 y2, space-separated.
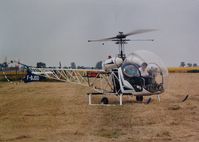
2 29 168 105
86 29 168 104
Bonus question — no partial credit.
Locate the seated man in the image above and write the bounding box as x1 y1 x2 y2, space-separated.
139 62 149 76
139 62 152 85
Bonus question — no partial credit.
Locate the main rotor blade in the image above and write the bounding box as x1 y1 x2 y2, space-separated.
88 29 157 42
111 39 154 42
88 36 116 42
124 29 157 37
129 39 154 41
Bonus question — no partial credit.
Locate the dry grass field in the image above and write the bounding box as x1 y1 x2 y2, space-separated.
0 73 199 142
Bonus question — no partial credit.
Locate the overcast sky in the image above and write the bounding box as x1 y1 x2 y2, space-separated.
0 0 199 67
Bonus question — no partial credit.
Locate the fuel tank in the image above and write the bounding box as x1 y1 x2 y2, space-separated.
103 57 123 71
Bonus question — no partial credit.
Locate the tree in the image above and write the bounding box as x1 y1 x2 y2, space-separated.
70 62 76 69
187 63 192 67
37 62 46 68
2 62 8 68
193 63 198 67
180 62 185 67
95 61 103 69
59 61 62 69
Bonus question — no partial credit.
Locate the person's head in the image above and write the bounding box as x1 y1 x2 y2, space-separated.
141 62 148 70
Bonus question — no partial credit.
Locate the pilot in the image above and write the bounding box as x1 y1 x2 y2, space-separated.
139 62 149 77
139 62 151 85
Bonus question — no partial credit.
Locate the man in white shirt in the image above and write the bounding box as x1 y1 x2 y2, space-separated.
139 62 149 77
139 62 151 85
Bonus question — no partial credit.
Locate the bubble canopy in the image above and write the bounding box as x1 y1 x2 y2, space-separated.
124 50 169 89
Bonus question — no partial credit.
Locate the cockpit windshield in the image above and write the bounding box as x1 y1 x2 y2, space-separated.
122 64 140 77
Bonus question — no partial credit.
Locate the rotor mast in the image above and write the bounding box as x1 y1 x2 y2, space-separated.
114 32 128 60
119 38 125 59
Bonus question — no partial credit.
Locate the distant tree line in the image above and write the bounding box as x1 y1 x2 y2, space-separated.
1 60 103 70
69 61 103 69
180 62 198 67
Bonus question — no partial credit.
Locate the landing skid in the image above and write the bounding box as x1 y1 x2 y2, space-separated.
87 92 159 105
